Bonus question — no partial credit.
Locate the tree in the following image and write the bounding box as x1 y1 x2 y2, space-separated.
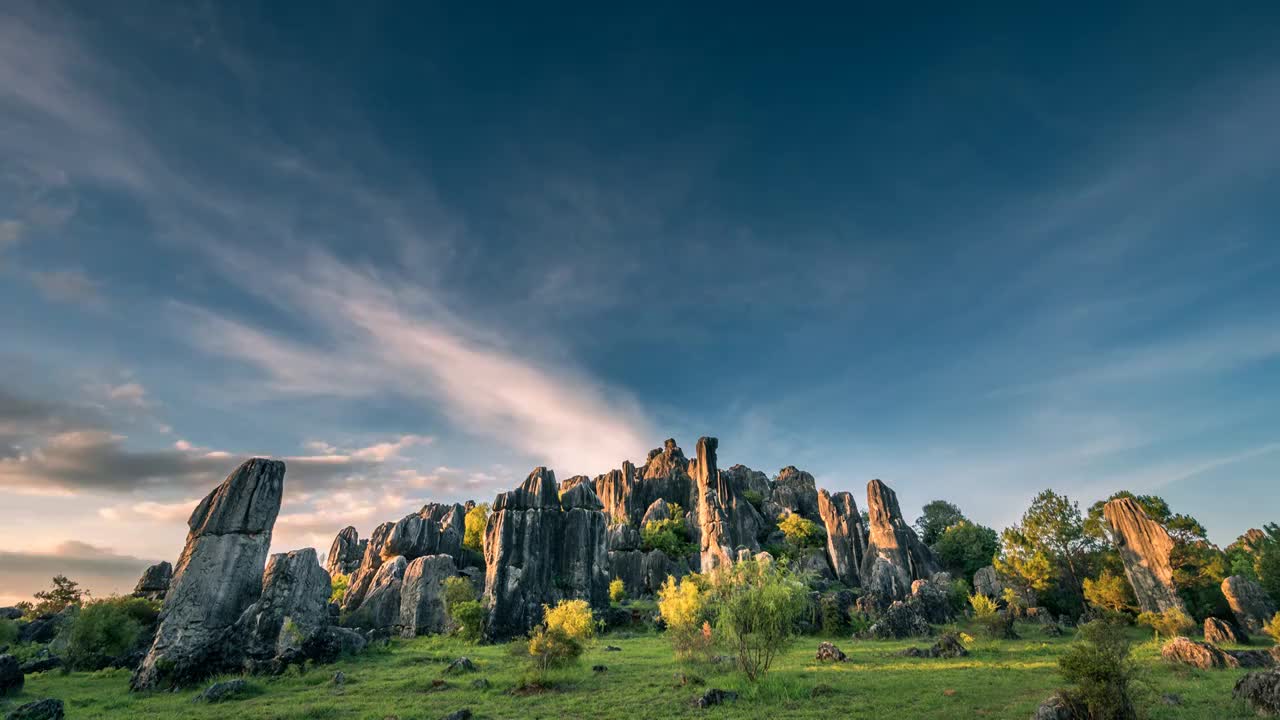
777 513 824 549
995 490 1097 614
1084 491 1207 544
1082 569 1136 615
1057 619 1140 720
710 558 808 681
29 574 87 618
464 503 490 552
916 500 967 547
933 521 999 581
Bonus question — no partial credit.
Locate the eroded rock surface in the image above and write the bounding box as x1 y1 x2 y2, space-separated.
1103 497 1185 614
1204 617 1248 646
325 526 365 578
400 555 458 637
236 547 333 672
1223 575 1278 635
818 489 865 586
132 561 173 602
859 479 939 601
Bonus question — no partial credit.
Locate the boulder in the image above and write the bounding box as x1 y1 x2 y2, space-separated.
859 479 940 601
608 549 644 599
911 574 956 624
973 565 1004 598
818 489 866 587
1103 497 1185 614
559 475 591 493
17 614 64 645
3 699 63 720
867 600 932 639
399 555 457 637
559 482 611 608
0 655 23 697
382 503 466 565
596 462 641 526
1223 575 1278 635
193 678 248 703
608 523 641 552
132 561 173 602
695 688 738 708
325 526 365 578
1159 636 1274 669
898 632 969 659
0 608 20 621
345 555 407 631
131 458 285 690
1204 617 1249 646
797 547 836 587
1234 668 1280 716
1032 691 1088 720
641 498 673 526
769 466 820 520
722 464 771 500
815 641 847 662
235 547 332 672
643 550 686 595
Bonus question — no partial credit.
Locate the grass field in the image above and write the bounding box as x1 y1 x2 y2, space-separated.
1 620 1266 719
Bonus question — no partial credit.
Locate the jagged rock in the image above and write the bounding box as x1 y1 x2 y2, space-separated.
608 549 644 599
643 549 686 594
691 437 764 572
696 688 738 708
596 462 640 525
193 678 248 703
383 503 466 565
132 458 285 691
17 613 65 644
797 547 836 587
911 574 956 624
1205 617 1249 646
444 657 477 674
559 475 591 494
770 466 820 520
19 657 62 675
0 608 20 621
1160 637 1273 669
0 655 23 697
1223 575 1278 636
235 547 332 672
899 632 968 658
484 468 610 639
973 565 1003 598
1032 691 1088 720
399 555 457 637
1234 668 1280 716
1103 497 1185 614
815 641 847 662
345 556 407 631
723 464 771 499
325 526 365 578
341 521 395 612
859 479 939 601
867 600 932 639
818 489 866 587
645 439 689 480
3 699 63 720
641 498 673 526
132 561 173 602
608 523 641 551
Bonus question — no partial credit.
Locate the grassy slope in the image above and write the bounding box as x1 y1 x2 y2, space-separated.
2 621 1265 720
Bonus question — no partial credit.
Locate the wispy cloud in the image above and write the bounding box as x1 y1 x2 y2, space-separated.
29 268 103 308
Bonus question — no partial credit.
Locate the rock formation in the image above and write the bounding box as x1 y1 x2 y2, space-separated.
690 437 766 572
345 555 408 632
400 555 458 637
1223 575 1278 635
818 489 866 586
325 526 365 578
132 561 173 602
723 464 771 500
235 547 333 672
973 565 1004 598
383 503 467 565
1204 617 1249 646
483 467 610 639
1161 636 1275 670
640 498 673 526
1234 667 1280 716
340 521 395 612
769 466 821 521
859 479 939 600
132 458 285 690
1103 497 1185 614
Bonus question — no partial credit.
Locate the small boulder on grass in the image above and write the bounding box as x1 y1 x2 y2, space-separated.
899 632 969 659
695 689 738 708
193 678 249 703
815 641 847 662
1032 690 1087 720
0 655 24 697
441 710 472 720
444 657 477 674
4 698 65 720
1234 668 1280 716
1204 617 1248 645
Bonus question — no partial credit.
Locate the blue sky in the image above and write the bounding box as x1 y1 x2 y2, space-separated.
1 2 1278 601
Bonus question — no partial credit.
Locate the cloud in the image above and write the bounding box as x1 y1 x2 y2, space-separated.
28 268 103 307
0 219 21 249
0 541 158 604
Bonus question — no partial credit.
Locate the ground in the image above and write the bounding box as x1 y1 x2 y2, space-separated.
1 620 1267 719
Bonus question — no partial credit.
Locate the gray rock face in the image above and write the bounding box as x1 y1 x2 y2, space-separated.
691 437 765 572
483 467 610 639
973 565 1003 598
643 550 686 595
341 521 395 613
1104 497 1185 614
236 547 332 671
325 526 365 578
559 475 591 494
382 503 466 565
400 555 458 637
132 561 173 602
4 698 64 720
607 523 641 552
345 555 407 631
640 498 672 526
595 461 640 525
769 466 820 521
818 490 865 586
859 479 939 601
608 549 644 599
0 655 23 697
132 458 285 690
1223 575 1277 635
1234 668 1280 716
723 464 771 499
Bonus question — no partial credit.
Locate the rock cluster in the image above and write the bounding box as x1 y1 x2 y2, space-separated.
325 526 366 578
973 565 1003 598
1161 637 1277 670
860 479 940 601
1234 668 1280 716
817 489 867 587
1103 497 1185 614
131 561 172 602
1204 617 1248 646
1223 575 1277 635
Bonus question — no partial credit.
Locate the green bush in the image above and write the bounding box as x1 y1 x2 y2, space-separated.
444 576 484 642
1056 619 1140 720
0 617 17 645
464 503 490 552
329 573 350 604
709 558 809 681
848 609 873 637
970 593 1017 640
947 579 971 614
742 490 764 514
64 596 158 670
1083 570 1136 615
778 513 824 549
1136 607 1193 640
642 516 695 557
1262 612 1280 644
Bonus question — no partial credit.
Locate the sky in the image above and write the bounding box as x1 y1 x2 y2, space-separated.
2 2 1279 604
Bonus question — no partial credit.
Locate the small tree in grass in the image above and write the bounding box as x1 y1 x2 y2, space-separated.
657 574 712 661
525 599 595 682
609 578 627 604
1056 619 1140 720
28 575 87 618
1136 607 1193 640
970 593 1017 639
710 557 808 681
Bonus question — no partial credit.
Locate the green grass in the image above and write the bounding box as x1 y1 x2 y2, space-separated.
1 621 1266 719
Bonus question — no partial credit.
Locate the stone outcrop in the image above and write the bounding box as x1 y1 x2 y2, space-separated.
399 555 458 637
768 466 820 521
382 503 466 565
723 464 771 500
132 561 173 602
1204 617 1248 646
483 467 610 639
132 458 285 690
325 526 365 578
1223 575 1277 635
1103 497 1185 614
1161 637 1276 670
641 498 673 526
0 655 23 697
859 479 939 600
691 437 766 572
1234 668 1280 716
345 555 407 632
235 547 333 672
818 489 865 586
341 521 395 612
973 565 1004 598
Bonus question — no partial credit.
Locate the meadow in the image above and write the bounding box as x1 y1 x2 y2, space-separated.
2 619 1264 720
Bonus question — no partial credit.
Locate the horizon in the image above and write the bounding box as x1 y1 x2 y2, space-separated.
2 2 1279 605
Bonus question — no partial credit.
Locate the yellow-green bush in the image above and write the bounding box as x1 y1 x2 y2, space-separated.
542 599 595 642
609 578 626 603
525 599 595 681
1136 607 1194 639
778 513 824 549
464 503 490 551
1083 570 1136 615
329 573 350 604
1262 611 1280 643
708 558 809 681
657 574 711 661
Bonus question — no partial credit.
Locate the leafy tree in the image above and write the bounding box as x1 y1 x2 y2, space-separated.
642 507 695 557
29 575 87 618
1252 524 1280 603
444 577 484 641
1082 569 1137 615
777 513 824 549
933 521 999 581
464 503 490 552
1136 607 1193 640
64 596 158 670
996 490 1096 614
709 558 808 681
915 500 967 547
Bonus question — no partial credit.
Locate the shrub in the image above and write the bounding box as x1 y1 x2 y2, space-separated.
970 593 1017 640
969 592 998 617
1262 612 1280 643
64 596 157 670
947 579 971 615
0 617 17 645
709 558 809 681
329 573 350 605
1083 570 1136 615
444 577 484 642
658 574 712 661
543 599 596 641
642 513 695 557
1136 607 1193 640
464 503 490 552
525 600 595 681
848 609 873 637
1001 587 1026 619
1056 619 1140 720
609 578 626 603
778 513 824 549
444 576 477 606
816 592 850 634
742 490 764 514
